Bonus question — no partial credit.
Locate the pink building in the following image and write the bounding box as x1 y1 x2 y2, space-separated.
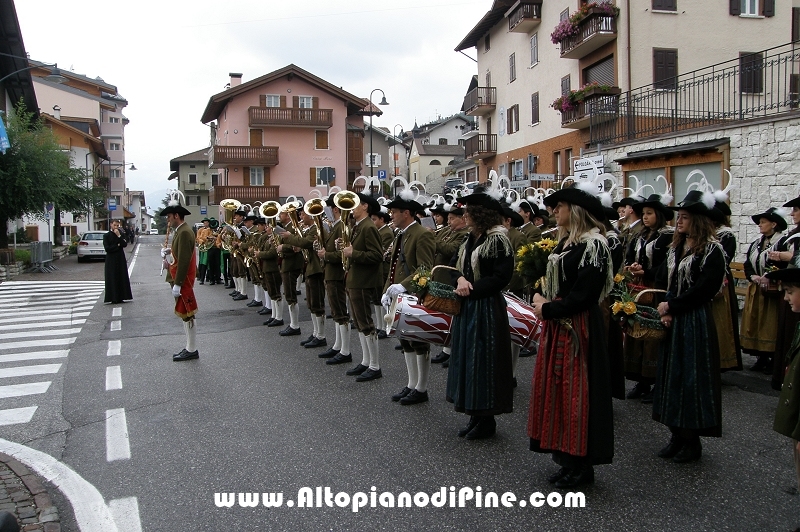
200 65 377 204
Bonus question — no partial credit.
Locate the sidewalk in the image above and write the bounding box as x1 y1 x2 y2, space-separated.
0 453 59 532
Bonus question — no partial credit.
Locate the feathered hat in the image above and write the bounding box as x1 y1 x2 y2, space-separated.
543 159 614 221
159 189 191 217
632 175 674 220
386 176 425 212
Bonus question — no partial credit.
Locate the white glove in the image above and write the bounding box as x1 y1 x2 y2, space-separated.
381 293 392 308
172 284 181 298
387 283 405 298
160 247 170 258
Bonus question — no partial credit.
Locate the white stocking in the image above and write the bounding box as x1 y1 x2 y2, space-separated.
332 321 342 350
316 315 325 339
404 352 418 389
443 346 451 355
358 333 369 366
263 293 272 310
416 353 430 392
184 319 197 352
367 333 380 370
339 323 351 355
288 304 299 329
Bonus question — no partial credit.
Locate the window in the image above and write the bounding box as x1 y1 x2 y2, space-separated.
109 169 121 178
498 163 507 177
439 138 448 145
109 143 121 151
188 173 197 184
561 75 571 96
109 117 120 123
584 56 615 86
211 174 219 187
430 160 442 166
312 167 335 186
298 96 313 108
186 196 201 206
554 152 563 178
652 0 677 10
565 149 573 173
509 53 516 82
740 51 764 93
653 49 678 90
513 160 524 179
507 104 519 134
484 34 490 52
266 95 280 107
741 0 757 15
531 92 540 124
458 139 465 147
366 153 382 167
250 167 264 186
315 130 329 150
530 34 538 66
560 8 569 21
485 70 491 88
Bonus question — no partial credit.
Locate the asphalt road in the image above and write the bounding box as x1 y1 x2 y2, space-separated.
2 235 798 531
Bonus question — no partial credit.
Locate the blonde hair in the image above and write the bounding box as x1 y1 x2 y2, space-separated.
557 204 606 246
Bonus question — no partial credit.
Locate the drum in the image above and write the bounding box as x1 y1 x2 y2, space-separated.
504 292 542 352
385 294 452 346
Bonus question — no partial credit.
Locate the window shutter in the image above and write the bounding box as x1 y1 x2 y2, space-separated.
259 95 266 107
561 75 571 95
292 96 299 108
763 0 775 16
729 0 740 15
793 8 800 42
310 168 317 187
315 130 329 150
312 97 319 109
506 109 512 134
243 167 250 187
279 95 286 108
531 92 540 124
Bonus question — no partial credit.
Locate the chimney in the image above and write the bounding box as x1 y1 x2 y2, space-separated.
52 105 61 120
229 73 242 87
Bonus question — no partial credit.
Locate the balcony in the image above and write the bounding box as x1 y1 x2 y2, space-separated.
462 87 496 116
559 87 621 129
209 145 279 169
249 107 333 128
459 121 480 139
464 134 497 160
559 9 617 60
209 185 280 205
507 1 542 33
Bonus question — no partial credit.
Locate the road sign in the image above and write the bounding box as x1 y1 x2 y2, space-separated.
377 170 387 180
200 206 207 215
319 167 335 184
109 205 116 211
573 156 605 180
108 198 116 208
45 202 53 212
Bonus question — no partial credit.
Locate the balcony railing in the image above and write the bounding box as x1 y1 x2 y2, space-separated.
463 87 497 116
559 87 622 129
460 121 480 138
249 107 333 128
559 11 617 59
464 134 497 159
209 185 280 205
209 145 279 168
508 1 542 33
588 42 800 146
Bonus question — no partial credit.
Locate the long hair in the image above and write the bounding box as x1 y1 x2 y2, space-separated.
466 204 502 235
641 207 667 239
557 204 606 246
672 210 717 255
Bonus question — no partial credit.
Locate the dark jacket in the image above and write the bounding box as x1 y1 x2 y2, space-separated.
774 326 800 440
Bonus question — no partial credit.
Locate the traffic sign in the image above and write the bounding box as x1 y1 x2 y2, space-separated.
109 205 117 211
573 156 604 180
319 167 335 184
377 170 387 180
108 198 116 207
200 206 207 215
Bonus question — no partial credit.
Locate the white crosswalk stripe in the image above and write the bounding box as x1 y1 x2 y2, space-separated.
0 281 103 426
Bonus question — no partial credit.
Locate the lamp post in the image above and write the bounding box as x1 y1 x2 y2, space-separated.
99 161 136 229
392 124 403 197
0 52 67 85
368 89 389 189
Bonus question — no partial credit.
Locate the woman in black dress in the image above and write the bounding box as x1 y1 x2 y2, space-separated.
103 220 133 304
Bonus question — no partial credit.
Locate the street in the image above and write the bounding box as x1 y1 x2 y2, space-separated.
0 235 797 531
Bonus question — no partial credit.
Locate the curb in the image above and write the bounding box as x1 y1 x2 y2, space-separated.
0 452 60 532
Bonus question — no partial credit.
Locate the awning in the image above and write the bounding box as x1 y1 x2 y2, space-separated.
614 138 730 163
122 207 136 219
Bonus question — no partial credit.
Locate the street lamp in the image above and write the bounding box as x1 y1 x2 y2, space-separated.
368 89 389 185
0 52 67 85
393 123 403 197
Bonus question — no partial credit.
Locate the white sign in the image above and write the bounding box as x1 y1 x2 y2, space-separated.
573 156 604 181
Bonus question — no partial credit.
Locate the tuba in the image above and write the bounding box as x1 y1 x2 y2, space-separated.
220 198 241 225
260 200 283 256
303 197 327 251
281 198 306 261
333 190 360 271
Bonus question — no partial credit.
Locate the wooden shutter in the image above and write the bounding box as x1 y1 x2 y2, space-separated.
310 168 317 186
793 8 800 42
654 49 678 89
249 129 262 147
279 95 286 108
243 167 250 187
315 130 329 150
312 97 319 109
763 0 775 17
259 95 266 107
729 0 740 15
292 96 299 108
531 92 540 124
264 167 270 187
561 75 571 95
740 52 764 93
506 108 512 134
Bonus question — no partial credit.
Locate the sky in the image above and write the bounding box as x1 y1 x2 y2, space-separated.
14 0 489 210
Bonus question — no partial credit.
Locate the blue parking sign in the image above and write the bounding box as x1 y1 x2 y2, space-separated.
378 170 387 180
200 206 207 215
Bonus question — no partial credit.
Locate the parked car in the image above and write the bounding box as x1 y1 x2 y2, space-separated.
76 231 107 262
149 228 159 235
443 177 463 195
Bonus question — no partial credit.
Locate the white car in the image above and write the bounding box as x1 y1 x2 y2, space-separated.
149 228 159 235
76 231 107 262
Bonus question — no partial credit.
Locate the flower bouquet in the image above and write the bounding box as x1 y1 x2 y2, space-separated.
411 265 461 316
516 238 558 290
610 277 666 341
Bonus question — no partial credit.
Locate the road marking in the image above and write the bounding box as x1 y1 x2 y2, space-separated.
106 366 122 390
0 350 69 364
0 364 61 379
0 297 101 309
0 382 52 399
0 328 82 341
0 313 90 325
107 340 121 357
112 307 122 317
0 338 76 350
105 408 131 462
109 497 142 532
0 289 103 299
128 244 140 277
0 438 119 531
0 320 86 332
0 407 38 426
110 321 121 332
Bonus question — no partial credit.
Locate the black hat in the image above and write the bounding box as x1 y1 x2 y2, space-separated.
363 195 381 217
784 195 800 208
429 204 447 215
671 190 715 216
234 207 247 217
543 186 605 221
502 206 524 227
603 207 619 221
386 196 424 213
209 218 219 229
244 212 258 222
752 208 788 232
708 201 732 224
633 194 675 221
255 217 267 225
618 196 644 208
447 204 464 216
160 203 191 217
372 207 391 223
325 193 337 207
766 267 800 284
459 189 505 215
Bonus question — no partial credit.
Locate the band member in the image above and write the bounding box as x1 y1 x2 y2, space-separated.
206 218 222 285
160 197 199 361
260 222 284 327
229 206 248 299
235 211 257 303
195 218 213 285
318 194 351 360
381 192 436 405
517 201 542 243
619 196 645 266
275 207 304 336
240 217 265 309
371 205 394 340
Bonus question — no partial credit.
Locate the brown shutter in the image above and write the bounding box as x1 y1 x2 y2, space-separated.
279 95 286 108
793 8 800 42
763 0 775 16
531 93 539 124
243 167 250 187
654 49 677 89
312 97 319 109
293 96 299 108
264 167 271 187
310 167 317 187
315 130 329 150
249 129 262 147
729 0 740 15
506 108 512 134
259 95 266 107
329 168 335 186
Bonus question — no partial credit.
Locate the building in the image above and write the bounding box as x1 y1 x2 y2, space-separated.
200 65 376 205
362 123 409 190
124 189 147 234
168 148 217 220
405 113 473 192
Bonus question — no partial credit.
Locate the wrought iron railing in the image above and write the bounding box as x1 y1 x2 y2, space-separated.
462 87 497 114
559 12 616 57
590 42 800 146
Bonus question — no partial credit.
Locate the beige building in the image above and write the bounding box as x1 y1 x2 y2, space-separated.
168 148 219 221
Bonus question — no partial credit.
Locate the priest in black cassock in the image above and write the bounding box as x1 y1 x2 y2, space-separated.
103 219 133 304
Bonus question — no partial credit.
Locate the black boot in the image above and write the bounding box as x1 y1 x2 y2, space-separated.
197 265 207 285
658 433 684 459
554 464 594 488
458 416 479 437
465 416 496 440
672 436 702 463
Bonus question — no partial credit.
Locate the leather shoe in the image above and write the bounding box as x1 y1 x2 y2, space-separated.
465 417 496 440
304 337 327 348
399 389 429 405
391 387 412 402
233 294 248 301
258 307 272 315
554 466 594 489
199 280 204 285
326 353 352 365
173 348 189 358
658 436 684 459
547 467 571 484
279 326 301 336
173 350 199 361
246 300 261 307
749 355 770 372
266 318 284 327
394 343 403 351
377 330 388 340
300 334 315 346
431 351 450 364
458 416 479 437
519 348 535 358
346 364 368 376
626 382 650 399
229 290 239 296
356 368 382 382
672 440 702 463
318 347 340 359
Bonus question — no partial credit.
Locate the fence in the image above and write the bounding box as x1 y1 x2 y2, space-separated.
29 241 57 273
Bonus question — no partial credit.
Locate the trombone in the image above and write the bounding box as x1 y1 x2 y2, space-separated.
333 190 360 271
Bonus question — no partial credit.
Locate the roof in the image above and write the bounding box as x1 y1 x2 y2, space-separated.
33 75 123 110
41 113 108 159
169 147 211 172
614 138 730 163
455 0 515 52
414 113 472 137
28 59 119 94
60 116 101 136
201 64 371 124
0 0 38 114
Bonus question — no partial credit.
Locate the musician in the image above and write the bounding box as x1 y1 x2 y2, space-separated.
160 200 200 361
195 218 213 285
371 206 394 340
275 208 304 336
215 223 233 289
240 217 265 310
280 209 327 348
206 218 222 285
381 194 436 405
229 207 248 300
318 194 351 360
252 219 272 316
517 202 542 243
260 222 284 327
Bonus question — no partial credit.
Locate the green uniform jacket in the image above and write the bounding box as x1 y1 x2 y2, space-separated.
279 225 304 273
433 226 468 283
166 222 195 286
506 226 527 293
620 219 645 265
377 224 394 284
519 222 542 243
321 220 345 281
346 217 383 290
384 221 436 293
257 233 280 274
774 324 800 440
281 225 323 276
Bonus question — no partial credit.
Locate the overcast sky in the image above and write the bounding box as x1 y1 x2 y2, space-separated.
15 0 488 209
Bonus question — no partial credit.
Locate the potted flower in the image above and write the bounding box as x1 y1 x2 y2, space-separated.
552 82 619 113
550 1 620 44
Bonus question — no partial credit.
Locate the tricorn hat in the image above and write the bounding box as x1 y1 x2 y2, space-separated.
159 190 191 217
766 267 800 284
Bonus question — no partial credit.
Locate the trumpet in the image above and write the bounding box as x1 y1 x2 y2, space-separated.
334 190 360 271
303 197 327 251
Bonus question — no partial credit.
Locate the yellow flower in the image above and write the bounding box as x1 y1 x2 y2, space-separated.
623 301 637 315
614 273 625 283
516 262 523 272
418 277 427 287
612 301 623 314
413 274 419 281
534 279 541 289
516 247 527 258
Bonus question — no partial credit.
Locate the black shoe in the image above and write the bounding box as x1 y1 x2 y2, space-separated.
512 377 518 388
229 290 239 296
225 282 234 289
304 337 327 348
246 300 261 307
465 417 496 440
442 360 449 369
399 389 429 405
300 334 316 346
173 350 199 361
391 387 412 402
658 435 684 459
377 330 388 340
296 290 302 295
258 307 272 315
318 348 340 359
356 368 383 382
233 294 248 301
431 351 450 364
640 391 654 404
199 280 204 285
458 417 479 437
555 465 594 489
346 363 368 376
326 353 352 365
394 343 403 351
263 318 275 326
626 382 651 399
279 326 301 336
208 281 216 285
547 467 571 484
173 348 189 358
350 321 357 330
267 319 285 327
672 440 702 463
761 360 775 375
519 348 535 358
749 356 770 372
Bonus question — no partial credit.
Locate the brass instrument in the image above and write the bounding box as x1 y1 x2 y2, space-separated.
259 200 283 258
333 190 360 271
220 198 242 225
280 199 306 260
303 197 327 251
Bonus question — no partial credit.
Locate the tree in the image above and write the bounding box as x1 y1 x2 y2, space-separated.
0 102 101 248
153 195 170 234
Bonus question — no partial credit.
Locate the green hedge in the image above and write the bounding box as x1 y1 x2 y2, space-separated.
15 250 31 266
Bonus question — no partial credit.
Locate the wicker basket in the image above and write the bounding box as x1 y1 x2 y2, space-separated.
421 266 461 315
625 289 668 341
